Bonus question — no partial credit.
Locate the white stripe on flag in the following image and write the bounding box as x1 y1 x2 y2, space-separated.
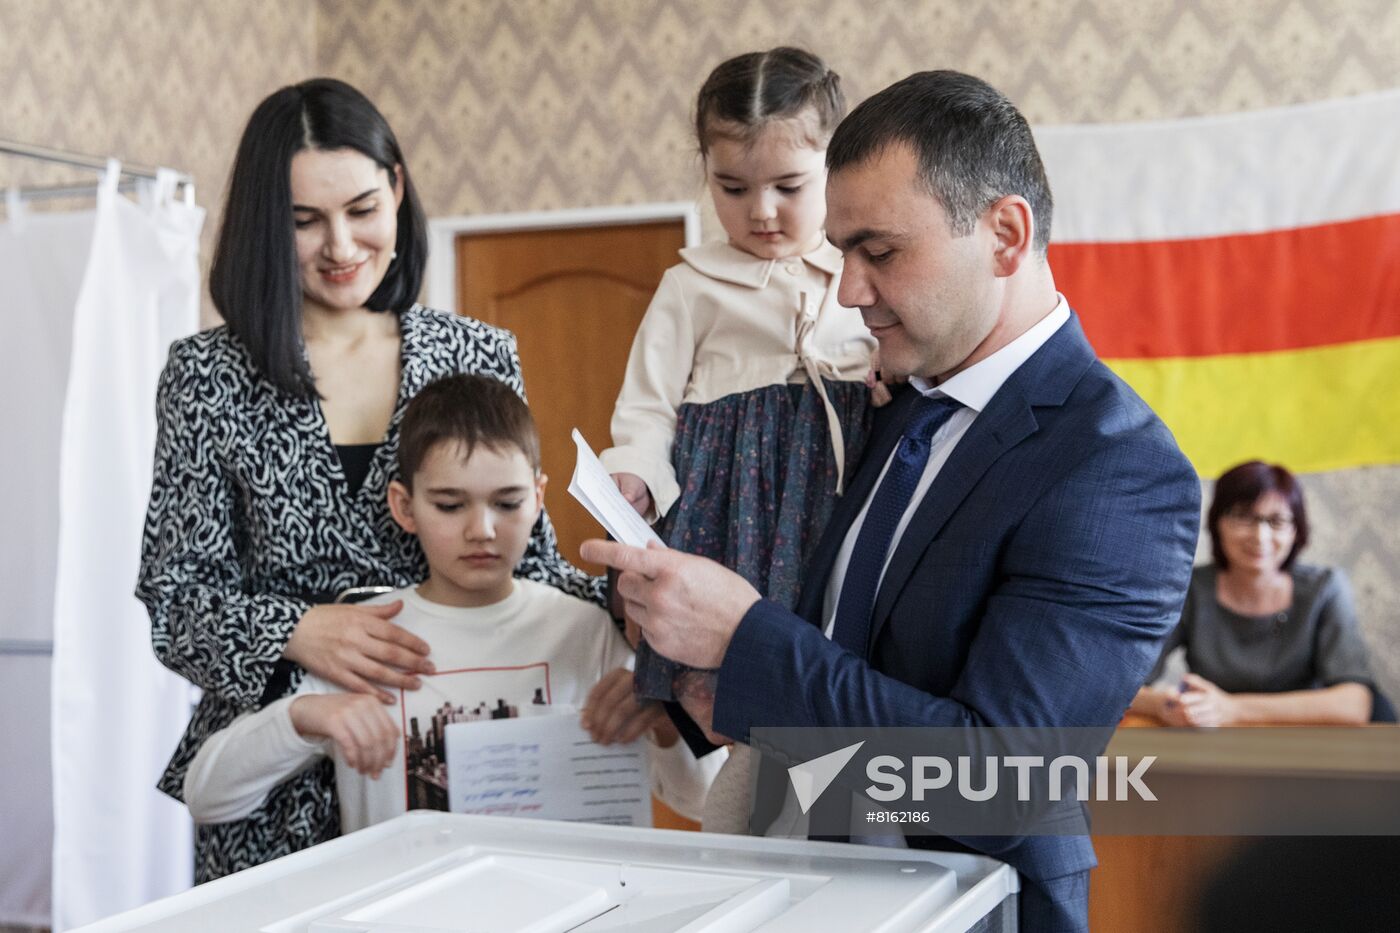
1035 88 1400 243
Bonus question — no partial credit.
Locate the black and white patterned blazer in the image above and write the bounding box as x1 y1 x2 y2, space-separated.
136 305 601 881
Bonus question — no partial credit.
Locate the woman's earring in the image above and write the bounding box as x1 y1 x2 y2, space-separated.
391 250 399 262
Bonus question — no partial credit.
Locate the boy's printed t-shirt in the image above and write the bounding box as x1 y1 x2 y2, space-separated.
184 581 717 831
341 583 628 830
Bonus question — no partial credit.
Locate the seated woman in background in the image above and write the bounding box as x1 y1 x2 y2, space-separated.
1131 460 1381 726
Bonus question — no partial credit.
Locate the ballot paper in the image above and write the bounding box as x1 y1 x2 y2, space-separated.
445 710 653 828
568 429 664 548
567 428 692 703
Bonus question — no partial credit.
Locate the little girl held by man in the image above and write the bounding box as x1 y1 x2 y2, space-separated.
601 47 882 831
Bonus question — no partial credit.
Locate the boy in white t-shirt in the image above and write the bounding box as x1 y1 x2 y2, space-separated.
184 374 717 832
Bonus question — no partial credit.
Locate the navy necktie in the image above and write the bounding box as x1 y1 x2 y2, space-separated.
831 394 963 656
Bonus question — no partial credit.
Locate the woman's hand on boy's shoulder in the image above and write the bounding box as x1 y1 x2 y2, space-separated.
289 694 399 778
284 601 434 703
582 667 675 748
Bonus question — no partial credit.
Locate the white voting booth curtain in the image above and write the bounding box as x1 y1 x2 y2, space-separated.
0 162 203 929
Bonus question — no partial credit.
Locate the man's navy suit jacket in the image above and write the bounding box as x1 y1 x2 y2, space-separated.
712 311 1201 883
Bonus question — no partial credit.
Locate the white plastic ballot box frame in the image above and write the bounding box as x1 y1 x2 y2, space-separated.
74 812 1019 932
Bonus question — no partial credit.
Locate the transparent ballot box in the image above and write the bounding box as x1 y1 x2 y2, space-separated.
76 812 1018 932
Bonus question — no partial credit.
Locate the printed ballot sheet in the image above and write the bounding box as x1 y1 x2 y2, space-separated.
445 710 653 827
568 429 664 548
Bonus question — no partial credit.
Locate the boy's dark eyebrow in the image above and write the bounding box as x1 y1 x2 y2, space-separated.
423 485 529 495
292 189 379 212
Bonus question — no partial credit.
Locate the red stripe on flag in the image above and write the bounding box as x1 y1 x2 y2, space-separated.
1049 213 1400 359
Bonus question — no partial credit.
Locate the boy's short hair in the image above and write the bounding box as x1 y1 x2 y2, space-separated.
397 374 540 487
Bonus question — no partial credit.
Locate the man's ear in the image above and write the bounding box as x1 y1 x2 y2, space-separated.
986 195 1035 278
387 479 416 533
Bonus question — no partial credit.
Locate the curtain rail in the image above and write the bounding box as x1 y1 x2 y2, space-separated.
1 138 193 188
14 180 142 202
0 638 54 657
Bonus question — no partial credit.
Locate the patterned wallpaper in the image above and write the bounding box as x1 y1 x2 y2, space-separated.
314 0 1400 219
9 0 1395 265
0 0 316 314
1 0 1396 694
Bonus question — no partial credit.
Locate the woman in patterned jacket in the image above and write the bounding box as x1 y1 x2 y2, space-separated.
136 78 600 881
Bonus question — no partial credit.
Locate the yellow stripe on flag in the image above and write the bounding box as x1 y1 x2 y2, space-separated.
1105 336 1400 477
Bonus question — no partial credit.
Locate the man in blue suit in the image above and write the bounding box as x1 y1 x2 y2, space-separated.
584 70 1200 932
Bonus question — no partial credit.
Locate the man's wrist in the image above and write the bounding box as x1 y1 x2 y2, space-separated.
673 668 718 704
712 597 778 742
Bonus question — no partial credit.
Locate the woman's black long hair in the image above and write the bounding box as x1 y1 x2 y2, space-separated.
209 78 427 397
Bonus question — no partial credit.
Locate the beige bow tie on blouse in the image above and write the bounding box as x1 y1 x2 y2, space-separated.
794 290 849 494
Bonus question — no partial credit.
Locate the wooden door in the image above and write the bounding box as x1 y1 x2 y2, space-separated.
458 220 699 832
457 221 684 575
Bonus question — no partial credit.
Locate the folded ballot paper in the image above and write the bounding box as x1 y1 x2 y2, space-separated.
568 430 692 701
567 429 664 549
